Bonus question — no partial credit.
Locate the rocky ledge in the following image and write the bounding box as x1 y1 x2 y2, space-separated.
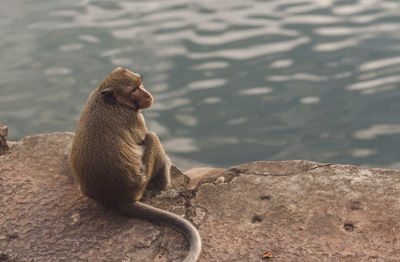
1 132 400 262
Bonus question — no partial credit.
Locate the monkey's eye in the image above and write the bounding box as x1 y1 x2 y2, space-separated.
132 86 139 92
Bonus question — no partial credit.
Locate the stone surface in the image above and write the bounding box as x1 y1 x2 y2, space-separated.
184 167 224 189
0 124 8 155
0 124 7 146
2 133 400 261
192 161 400 261
0 133 192 262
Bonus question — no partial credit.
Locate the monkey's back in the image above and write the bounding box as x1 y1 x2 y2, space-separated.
69 91 147 205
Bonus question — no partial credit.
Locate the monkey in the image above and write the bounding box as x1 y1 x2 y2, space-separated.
68 67 201 262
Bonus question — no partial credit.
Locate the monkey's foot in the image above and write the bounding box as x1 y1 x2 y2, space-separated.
156 189 179 200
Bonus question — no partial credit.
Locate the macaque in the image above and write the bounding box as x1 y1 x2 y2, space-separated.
69 67 201 262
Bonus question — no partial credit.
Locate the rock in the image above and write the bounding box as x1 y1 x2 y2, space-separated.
0 133 193 262
0 124 9 155
184 167 224 189
0 124 7 145
191 161 400 261
2 133 400 261
213 176 225 185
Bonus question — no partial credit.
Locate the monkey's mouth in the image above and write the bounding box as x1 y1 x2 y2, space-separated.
142 98 153 109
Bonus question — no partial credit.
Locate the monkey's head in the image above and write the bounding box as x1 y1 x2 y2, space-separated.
99 67 153 111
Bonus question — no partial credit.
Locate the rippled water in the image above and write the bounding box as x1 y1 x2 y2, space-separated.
1 0 400 169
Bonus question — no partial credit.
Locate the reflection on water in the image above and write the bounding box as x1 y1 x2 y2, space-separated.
1 0 400 169
354 124 400 140
239 87 273 95
300 96 320 105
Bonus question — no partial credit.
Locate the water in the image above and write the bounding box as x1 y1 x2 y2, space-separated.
1 0 400 169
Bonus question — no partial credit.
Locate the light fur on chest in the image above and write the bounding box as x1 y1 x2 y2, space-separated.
132 144 144 158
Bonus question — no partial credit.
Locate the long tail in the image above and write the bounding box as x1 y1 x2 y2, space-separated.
117 201 201 262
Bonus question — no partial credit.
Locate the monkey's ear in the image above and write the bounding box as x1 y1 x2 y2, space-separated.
101 88 117 104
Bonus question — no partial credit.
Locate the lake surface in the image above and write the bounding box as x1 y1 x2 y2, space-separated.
1 0 400 169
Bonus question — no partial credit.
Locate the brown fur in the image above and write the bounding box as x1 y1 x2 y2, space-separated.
69 67 201 262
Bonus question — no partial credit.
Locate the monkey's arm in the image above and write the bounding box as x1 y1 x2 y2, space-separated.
141 131 161 178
